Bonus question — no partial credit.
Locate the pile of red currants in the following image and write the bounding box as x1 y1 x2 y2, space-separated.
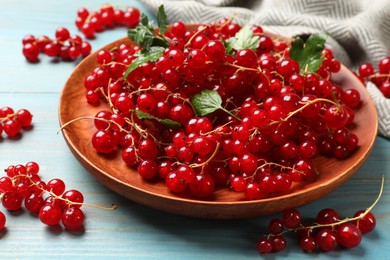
22 27 92 62
75 4 141 39
0 106 33 138
257 205 377 254
356 57 390 98
0 162 86 231
78 17 363 201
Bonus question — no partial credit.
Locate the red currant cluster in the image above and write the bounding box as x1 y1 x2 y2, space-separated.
22 27 92 63
357 56 390 98
0 106 33 138
70 18 362 200
257 206 377 254
76 5 141 39
0 162 86 231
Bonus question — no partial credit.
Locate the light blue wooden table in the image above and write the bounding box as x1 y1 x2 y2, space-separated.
0 0 389 259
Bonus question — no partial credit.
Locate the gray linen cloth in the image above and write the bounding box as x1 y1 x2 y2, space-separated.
141 0 390 137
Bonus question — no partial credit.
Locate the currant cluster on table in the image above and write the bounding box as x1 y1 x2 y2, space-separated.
257 207 376 254
356 57 390 98
22 27 92 62
0 106 33 138
0 162 85 231
75 4 141 39
80 18 362 200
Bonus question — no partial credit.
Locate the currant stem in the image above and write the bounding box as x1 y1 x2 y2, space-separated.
221 107 241 121
126 112 161 144
58 116 128 134
185 25 208 48
247 161 303 180
368 73 390 79
189 142 221 169
279 97 340 123
200 121 232 136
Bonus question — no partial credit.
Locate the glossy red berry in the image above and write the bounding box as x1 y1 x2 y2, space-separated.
256 238 272 254
315 228 337 251
353 210 376 234
39 204 62 226
62 207 85 231
61 190 84 209
336 223 362 248
0 211 6 231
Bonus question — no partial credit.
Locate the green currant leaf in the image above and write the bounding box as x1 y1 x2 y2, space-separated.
232 25 260 51
127 7 169 52
190 90 241 120
135 110 180 127
290 32 328 73
191 90 223 116
123 47 164 79
224 37 235 54
140 13 149 27
157 5 167 35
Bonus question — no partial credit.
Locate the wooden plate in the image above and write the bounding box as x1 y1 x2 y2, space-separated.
59 34 378 219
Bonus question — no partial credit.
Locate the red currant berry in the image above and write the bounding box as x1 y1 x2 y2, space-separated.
25 161 39 175
300 236 317 252
166 172 187 193
270 235 287 252
268 218 284 235
256 238 272 254
353 210 376 234
24 192 44 213
315 228 337 251
92 130 117 154
138 159 158 179
61 189 84 209
62 207 85 231
336 223 362 248
2 191 23 211
39 204 62 226
46 178 66 196
316 208 340 224
189 174 215 197
281 208 302 229
0 211 5 231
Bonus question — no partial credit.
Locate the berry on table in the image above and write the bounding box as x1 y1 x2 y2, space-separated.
22 28 91 62
75 5 141 39
0 106 32 138
0 161 115 232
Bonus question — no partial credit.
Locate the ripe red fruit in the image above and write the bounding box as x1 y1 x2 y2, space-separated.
315 228 337 251
92 130 117 153
353 210 376 234
61 190 84 209
0 211 6 231
39 204 62 226
62 207 85 231
2 191 23 211
189 174 215 197
336 223 362 248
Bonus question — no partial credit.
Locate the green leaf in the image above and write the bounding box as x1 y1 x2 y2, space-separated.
135 110 180 127
224 37 235 54
191 90 241 120
157 5 167 35
191 90 223 116
290 32 328 73
127 9 169 52
140 13 149 26
232 25 260 51
123 47 164 79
